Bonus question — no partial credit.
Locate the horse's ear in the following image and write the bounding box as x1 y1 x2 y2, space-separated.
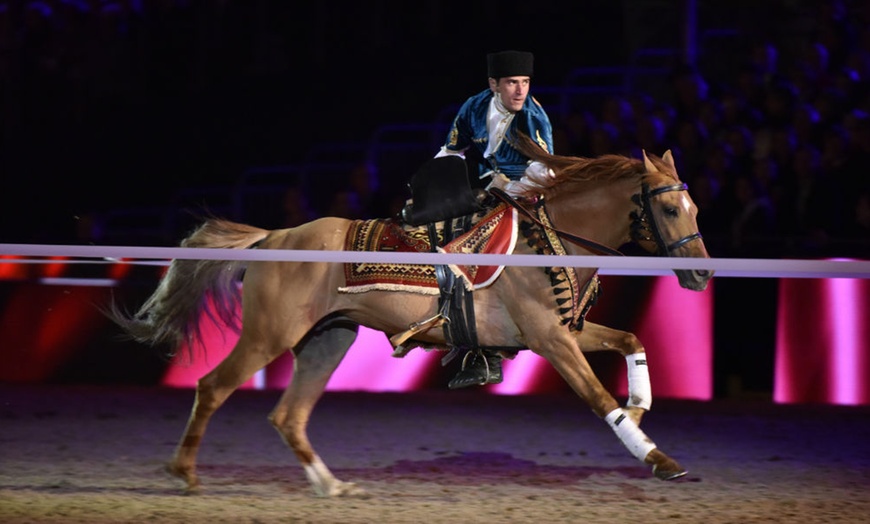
661 149 676 170
642 150 658 173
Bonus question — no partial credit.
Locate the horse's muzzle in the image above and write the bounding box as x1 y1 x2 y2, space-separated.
676 269 714 291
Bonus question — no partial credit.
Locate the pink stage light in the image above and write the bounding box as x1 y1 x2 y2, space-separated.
493 276 715 399
161 298 439 392
161 299 255 390
161 276 715 399
491 351 546 395
293 326 441 392
775 276 870 405
344 328 441 391
620 276 714 401
829 278 861 404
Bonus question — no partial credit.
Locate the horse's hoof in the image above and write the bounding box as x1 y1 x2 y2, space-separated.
338 482 369 498
652 463 688 481
166 462 201 493
315 481 368 498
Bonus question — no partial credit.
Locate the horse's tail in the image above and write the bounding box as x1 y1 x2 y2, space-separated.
106 218 269 359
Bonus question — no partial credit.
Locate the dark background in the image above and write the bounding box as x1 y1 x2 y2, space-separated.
0 0 623 242
3 0 866 252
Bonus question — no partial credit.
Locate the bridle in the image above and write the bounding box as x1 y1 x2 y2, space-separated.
631 182 704 255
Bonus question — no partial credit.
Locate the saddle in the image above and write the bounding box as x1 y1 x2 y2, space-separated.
393 156 489 363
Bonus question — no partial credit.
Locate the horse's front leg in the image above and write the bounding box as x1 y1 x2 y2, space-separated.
536 332 686 481
574 321 650 426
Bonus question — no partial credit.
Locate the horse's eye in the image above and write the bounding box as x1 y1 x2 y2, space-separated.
665 206 679 217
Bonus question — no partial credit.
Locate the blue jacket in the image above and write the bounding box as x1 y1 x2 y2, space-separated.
442 89 554 180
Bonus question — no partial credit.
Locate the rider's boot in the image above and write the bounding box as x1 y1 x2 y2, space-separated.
448 350 503 389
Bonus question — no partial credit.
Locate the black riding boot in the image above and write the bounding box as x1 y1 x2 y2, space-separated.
448 350 503 389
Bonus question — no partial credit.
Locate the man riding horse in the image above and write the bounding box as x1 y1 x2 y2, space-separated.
425 49 556 389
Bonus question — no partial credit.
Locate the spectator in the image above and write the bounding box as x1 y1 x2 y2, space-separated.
728 175 776 257
281 186 317 228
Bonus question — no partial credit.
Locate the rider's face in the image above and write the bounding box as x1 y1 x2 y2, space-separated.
490 76 531 112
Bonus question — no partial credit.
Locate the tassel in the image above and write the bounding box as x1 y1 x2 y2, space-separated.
553 287 569 294
559 307 573 316
556 297 571 306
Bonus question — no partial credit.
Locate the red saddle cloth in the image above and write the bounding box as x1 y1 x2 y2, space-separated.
340 204 518 295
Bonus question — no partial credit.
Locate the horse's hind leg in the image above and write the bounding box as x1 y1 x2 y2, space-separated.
167 333 280 492
268 318 363 497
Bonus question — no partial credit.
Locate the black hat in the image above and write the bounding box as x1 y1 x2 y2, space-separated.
487 50 534 78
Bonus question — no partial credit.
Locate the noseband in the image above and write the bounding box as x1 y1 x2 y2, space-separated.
632 182 703 256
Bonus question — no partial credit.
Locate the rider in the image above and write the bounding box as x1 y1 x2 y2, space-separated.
435 50 556 197
434 50 557 389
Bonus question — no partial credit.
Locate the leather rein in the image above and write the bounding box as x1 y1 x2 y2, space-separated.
490 182 703 257
490 187 623 256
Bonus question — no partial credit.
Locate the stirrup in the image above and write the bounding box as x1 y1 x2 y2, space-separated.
463 350 491 376
448 350 502 389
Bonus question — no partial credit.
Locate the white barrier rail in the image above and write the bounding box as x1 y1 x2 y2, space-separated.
1 243 869 279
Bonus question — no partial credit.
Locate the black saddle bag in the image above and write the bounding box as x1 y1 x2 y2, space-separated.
401 156 485 226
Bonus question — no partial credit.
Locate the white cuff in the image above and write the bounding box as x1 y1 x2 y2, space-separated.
626 353 652 410
604 408 657 461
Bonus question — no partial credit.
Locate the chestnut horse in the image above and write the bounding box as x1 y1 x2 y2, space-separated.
110 136 713 496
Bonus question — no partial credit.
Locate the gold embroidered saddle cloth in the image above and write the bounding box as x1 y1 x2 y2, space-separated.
339 204 518 295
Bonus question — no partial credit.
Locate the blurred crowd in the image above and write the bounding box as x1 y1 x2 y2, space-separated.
547 5 870 259
0 1 868 259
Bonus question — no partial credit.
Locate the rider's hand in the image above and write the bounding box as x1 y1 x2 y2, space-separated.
523 161 556 185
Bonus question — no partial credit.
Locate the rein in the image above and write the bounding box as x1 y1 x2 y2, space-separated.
489 188 624 257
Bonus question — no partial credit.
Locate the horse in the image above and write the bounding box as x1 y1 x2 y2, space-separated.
109 134 714 497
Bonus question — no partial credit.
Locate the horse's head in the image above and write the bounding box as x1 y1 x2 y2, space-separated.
510 133 714 291
633 150 714 291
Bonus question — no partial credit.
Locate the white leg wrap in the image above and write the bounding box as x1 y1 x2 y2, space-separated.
626 352 652 410
303 455 337 497
605 408 657 462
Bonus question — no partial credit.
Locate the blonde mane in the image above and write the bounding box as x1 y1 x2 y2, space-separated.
512 133 680 200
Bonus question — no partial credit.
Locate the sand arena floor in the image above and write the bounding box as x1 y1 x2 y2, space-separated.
1 384 869 523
